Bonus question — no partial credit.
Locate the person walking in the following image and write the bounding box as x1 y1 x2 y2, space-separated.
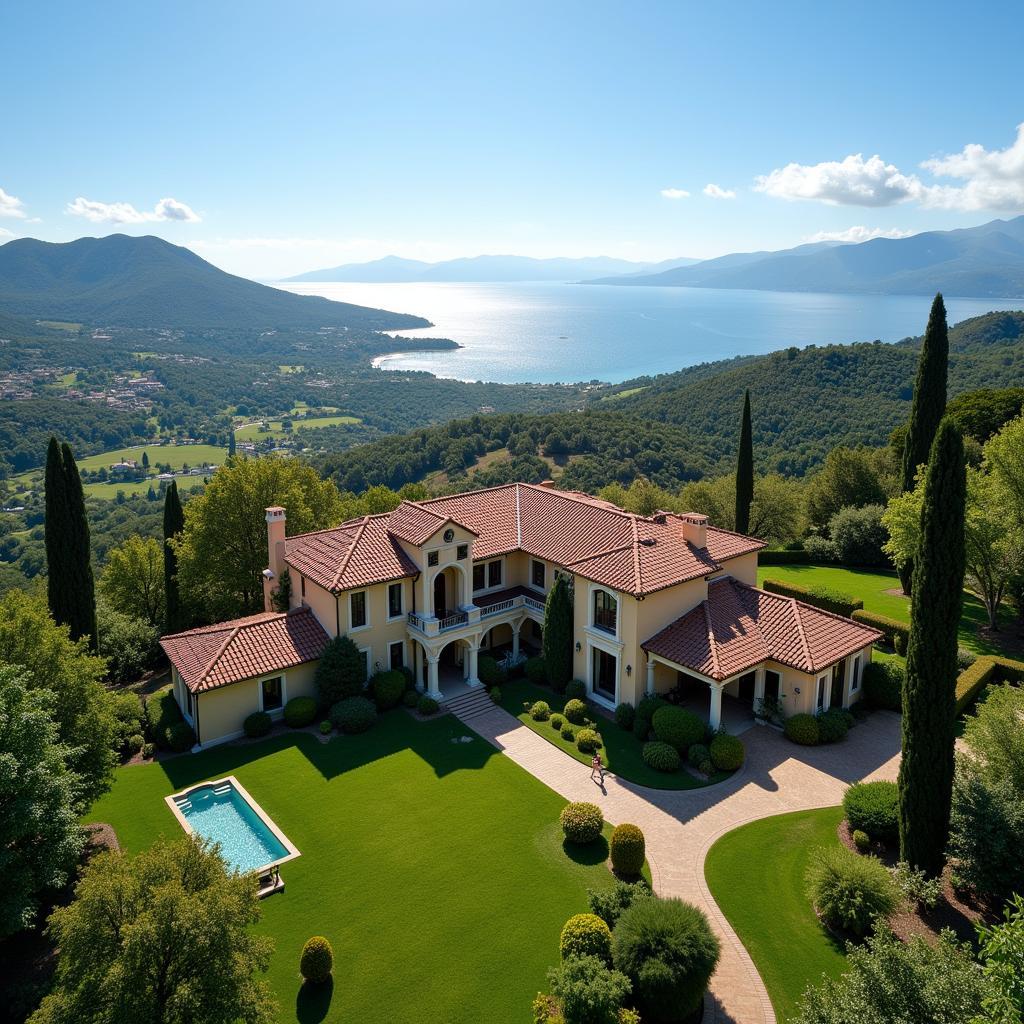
590 751 605 784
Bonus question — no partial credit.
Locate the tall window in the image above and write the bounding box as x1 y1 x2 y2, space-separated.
473 564 485 591
350 590 367 629
487 560 502 588
592 648 617 701
388 582 403 619
262 676 283 711
816 676 826 712
850 656 861 692
389 641 404 671
531 559 545 589
593 589 617 634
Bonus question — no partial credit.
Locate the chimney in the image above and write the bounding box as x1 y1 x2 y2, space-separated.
679 512 708 549
263 506 286 611
538 479 556 489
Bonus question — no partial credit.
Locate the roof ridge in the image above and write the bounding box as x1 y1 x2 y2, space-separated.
331 516 370 592
198 624 242 686
564 541 636 566
789 598 814 669
161 611 280 640
520 481 635 520
702 598 721 680
515 483 523 548
630 515 642 595
417 482 518 506
735 581 885 632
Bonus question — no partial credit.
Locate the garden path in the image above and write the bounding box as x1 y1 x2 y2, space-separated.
455 704 902 1024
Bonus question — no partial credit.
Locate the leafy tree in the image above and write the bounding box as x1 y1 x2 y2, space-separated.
544 573 574 692
174 456 342 620
676 472 804 544
735 390 753 535
899 294 949 592
804 447 890 534
315 635 368 705
946 387 1024 445
0 667 84 939
96 603 159 684
99 535 165 626
0 590 116 809
985 413 1024 530
898 420 965 875
546 954 632 1024
828 505 888 566
973 894 1024 1024
29 836 276 1024
162 480 185 632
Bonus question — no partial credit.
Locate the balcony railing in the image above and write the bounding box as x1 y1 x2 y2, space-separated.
481 598 516 617
407 611 428 631
439 611 469 631
524 595 546 613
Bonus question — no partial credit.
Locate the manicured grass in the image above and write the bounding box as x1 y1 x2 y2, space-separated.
705 806 848 1023
76 443 227 472
85 712 621 1024
756 563 1016 658
234 415 360 442
500 680 730 790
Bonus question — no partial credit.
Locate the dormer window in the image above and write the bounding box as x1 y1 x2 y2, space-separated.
593 589 617 634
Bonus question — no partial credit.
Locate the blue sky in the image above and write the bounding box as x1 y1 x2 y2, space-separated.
3 0 1023 278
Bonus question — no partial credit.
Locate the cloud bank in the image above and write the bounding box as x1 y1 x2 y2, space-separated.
660 187 690 199
703 183 736 199
805 226 916 243
66 196 201 224
0 187 27 219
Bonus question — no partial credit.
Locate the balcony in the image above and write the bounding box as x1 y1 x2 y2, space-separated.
407 608 476 638
477 585 547 620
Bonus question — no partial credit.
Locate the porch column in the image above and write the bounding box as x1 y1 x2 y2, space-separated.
467 637 481 687
646 657 655 697
754 667 766 704
426 654 441 701
511 628 520 660
709 682 724 731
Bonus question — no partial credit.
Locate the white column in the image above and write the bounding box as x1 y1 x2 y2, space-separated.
709 683 724 731
754 667 766 704
467 638 481 687
646 658 655 697
427 655 441 701
511 628 520 660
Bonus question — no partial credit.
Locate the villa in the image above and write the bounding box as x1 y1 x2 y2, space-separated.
161 482 882 749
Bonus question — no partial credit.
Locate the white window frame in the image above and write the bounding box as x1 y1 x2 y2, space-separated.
587 638 620 710
816 674 828 712
849 654 862 695
349 589 370 632
389 640 406 672
258 672 288 716
387 581 404 622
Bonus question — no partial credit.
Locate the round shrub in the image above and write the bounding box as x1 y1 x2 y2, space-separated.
319 720 332 735
565 679 587 701
805 845 898 936
560 801 604 844
167 721 196 752
418 695 439 716
283 695 317 728
651 705 704 753
862 661 903 711
142 742 156 758
478 655 505 688
299 935 333 984
529 700 551 721
610 823 646 877
369 670 406 711
852 829 871 852
816 707 850 744
244 712 272 739
550 713 565 730
525 656 547 685
893 633 906 657
561 723 576 741
957 647 977 670
127 733 144 754
560 913 613 964
612 896 720 1021
709 732 744 771
402 689 419 708
489 686 502 704
642 741 680 773
699 758 713 777
563 698 587 724
843 780 899 843
615 702 636 731
328 696 377 734
576 728 602 753
633 695 667 741
785 713 820 746
687 743 709 768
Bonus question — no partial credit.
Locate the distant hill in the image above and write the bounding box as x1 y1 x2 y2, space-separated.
593 218 1024 299
286 253 699 283
0 235 430 331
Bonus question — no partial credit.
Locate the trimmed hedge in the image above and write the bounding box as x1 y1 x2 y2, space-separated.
145 690 184 749
369 670 406 711
805 845 898 936
329 696 377 734
843 780 899 843
642 740 681 772
560 913 613 964
757 549 813 566
525 656 547 685
633 695 667 742
244 711 272 738
954 654 1024 715
565 679 587 701
709 732 744 770
529 700 551 721
576 727 602 753
817 707 851 743
610 823 646 877
166 721 196 752
284 696 317 728
785 713 820 745
478 655 506 688
300 936 334 983
651 705 705 753
862 660 904 711
550 713 565 730
402 690 419 708
563 698 588 724
761 578 863 618
615 702 635 731
560 801 604 844
687 743 709 768
851 609 910 648
417 694 439 716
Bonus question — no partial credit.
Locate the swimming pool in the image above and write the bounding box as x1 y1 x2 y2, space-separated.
165 776 300 875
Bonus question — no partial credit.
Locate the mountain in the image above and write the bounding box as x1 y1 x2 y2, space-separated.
286 253 699 283
0 235 430 331
592 218 1024 298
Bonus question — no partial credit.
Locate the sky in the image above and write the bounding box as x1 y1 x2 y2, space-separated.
3 0 1024 279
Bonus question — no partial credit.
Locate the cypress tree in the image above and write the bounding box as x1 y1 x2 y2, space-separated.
898 293 949 592
163 480 185 633
44 436 71 629
543 573 574 693
898 418 965 876
61 442 97 647
735 389 753 535
228 431 236 458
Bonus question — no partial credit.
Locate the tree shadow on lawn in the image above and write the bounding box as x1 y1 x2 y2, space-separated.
296 977 333 1024
562 835 610 867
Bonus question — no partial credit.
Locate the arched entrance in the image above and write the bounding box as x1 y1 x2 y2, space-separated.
416 634 483 701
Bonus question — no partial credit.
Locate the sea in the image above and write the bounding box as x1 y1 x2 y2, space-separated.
276 281 1023 385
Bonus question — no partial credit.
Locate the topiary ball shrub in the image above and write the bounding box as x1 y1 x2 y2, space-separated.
862 661 903 711
329 696 377 734
369 669 406 711
560 723 576 741
687 743 709 769
785 713 820 746
615 702 635 731
565 679 587 701
550 713 565 730
560 801 604 844
142 741 156 759
576 727 602 753
167 721 196 752
299 935 334 984
642 741 680 773
244 712 272 739
417 694 439 716
612 896 720 1022
852 829 871 852
489 686 502 704
563 698 587 724
478 655 506 688
610 823 646 877
560 912 613 964
530 700 551 721
402 689 419 708
283 695 317 728
805 845 898 936
319 720 332 735
525 656 548 685
652 706 705 753
842 780 899 843
816 707 850 744
699 758 714 777
709 732 744 771
127 733 144 754
633 695 667 741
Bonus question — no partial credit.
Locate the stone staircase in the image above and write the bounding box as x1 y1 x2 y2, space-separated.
443 686 495 723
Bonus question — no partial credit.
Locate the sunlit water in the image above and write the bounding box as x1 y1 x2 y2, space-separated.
277 280 1023 385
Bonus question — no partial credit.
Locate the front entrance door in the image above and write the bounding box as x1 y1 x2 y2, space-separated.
830 659 846 708
764 670 781 702
433 573 447 619
738 671 756 702
592 647 617 702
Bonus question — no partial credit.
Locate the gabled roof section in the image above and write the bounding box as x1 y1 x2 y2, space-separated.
642 577 882 680
385 500 479 546
160 607 330 694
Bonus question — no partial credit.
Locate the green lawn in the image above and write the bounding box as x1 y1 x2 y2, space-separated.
234 415 360 442
756 563 1016 658
499 680 729 790
75 443 227 472
85 712 622 1024
705 807 847 1023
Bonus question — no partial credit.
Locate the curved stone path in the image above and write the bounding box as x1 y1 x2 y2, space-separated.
459 706 901 1024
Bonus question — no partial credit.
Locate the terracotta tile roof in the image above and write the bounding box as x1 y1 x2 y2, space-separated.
642 578 882 680
160 607 330 694
280 483 764 597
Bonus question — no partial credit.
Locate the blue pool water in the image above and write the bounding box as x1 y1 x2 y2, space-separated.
175 783 288 873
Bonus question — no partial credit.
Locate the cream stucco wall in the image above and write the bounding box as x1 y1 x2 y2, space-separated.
712 551 758 586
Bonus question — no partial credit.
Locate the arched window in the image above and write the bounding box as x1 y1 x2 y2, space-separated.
593 589 617 634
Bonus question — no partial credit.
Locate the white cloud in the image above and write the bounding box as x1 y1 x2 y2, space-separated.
919 123 1024 211
703 183 736 199
755 153 922 207
0 187 27 219
0 226 14 238
805 225 916 244
660 187 690 199
66 196 201 224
